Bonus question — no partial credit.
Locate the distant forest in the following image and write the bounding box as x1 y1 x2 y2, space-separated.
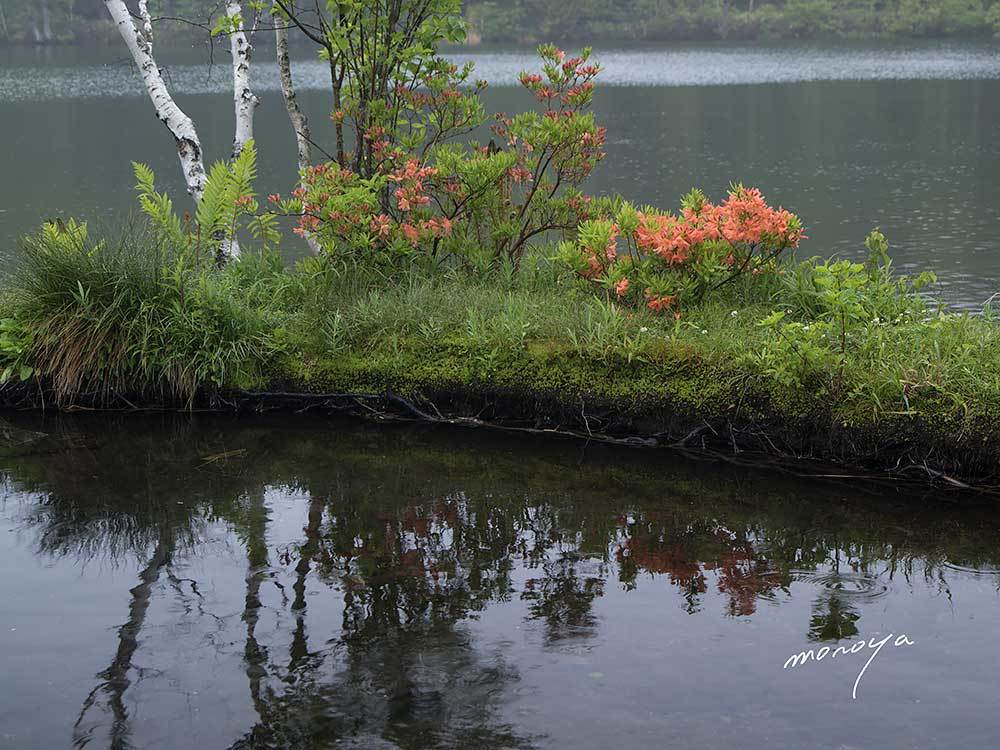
2 0 999 45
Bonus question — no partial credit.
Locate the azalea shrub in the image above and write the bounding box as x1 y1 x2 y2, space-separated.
269 45 606 268
556 185 805 314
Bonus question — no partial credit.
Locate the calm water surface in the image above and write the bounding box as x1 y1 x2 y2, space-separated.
1 412 1000 749
1 42 999 304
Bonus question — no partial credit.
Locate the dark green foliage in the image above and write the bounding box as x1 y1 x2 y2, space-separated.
2 220 278 402
0 1 220 44
1 1 997 45
464 0 1000 42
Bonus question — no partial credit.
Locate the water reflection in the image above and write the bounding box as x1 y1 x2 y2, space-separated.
2 413 1000 748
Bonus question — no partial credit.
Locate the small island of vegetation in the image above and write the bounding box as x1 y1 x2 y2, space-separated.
2 0 999 488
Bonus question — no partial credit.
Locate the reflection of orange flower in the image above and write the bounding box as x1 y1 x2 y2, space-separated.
618 539 708 593
716 543 777 617
618 520 781 617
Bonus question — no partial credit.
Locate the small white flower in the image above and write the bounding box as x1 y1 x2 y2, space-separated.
731 310 739 317
640 326 649 333
701 329 708 334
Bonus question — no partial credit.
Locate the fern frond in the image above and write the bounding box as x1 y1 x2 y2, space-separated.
196 160 233 245
195 140 260 253
132 161 184 248
133 161 156 195
227 140 258 204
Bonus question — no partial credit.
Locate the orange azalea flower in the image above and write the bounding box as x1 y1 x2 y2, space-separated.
370 214 392 239
400 223 420 246
646 294 677 313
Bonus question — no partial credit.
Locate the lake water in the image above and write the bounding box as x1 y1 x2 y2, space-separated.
1 412 999 749
1 41 999 305
3 40 1000 750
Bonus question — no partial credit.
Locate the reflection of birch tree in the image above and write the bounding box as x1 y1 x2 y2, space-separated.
289 494 325 671
10 413 1000 748
226 493 530 749
233 489 274 713
73 528 175 750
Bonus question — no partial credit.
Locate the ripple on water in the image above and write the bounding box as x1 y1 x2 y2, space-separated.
792 569 892 602
940 561 1000 577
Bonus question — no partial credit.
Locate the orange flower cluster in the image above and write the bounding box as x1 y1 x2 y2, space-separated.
635 187 804 266
645 294 677 312
561 186 805 317
717 186 804 246
398 216 453 247
388 159 438 212
517 45 602 113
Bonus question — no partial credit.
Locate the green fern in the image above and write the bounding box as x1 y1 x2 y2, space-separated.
195 140 260 249
250 212 281 249
133 161 184 248
227 140 257 205
195 160 232 245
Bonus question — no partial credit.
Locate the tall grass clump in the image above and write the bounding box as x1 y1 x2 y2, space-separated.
3 221 278 403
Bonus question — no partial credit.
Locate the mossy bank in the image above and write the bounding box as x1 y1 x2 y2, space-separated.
3 224 1000 490
5 331 999 490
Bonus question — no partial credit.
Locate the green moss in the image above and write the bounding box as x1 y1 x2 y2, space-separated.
6 230 1000 483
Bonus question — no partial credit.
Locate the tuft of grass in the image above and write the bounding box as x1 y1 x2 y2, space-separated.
3 223 278 403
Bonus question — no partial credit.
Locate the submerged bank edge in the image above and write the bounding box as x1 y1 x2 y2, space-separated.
2 352 996 492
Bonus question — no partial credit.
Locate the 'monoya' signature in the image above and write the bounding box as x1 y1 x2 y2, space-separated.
782 633 916 699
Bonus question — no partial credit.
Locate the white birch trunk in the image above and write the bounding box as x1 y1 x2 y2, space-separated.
275 16 310 173
41 1 52 41
137 0 153 42
218 3 261 259
104 0 207 204
227 2 258 159
274 5 321 254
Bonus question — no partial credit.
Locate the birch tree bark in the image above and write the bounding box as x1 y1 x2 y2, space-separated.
274 3 321 254
0 4 9 42
104 0 208 203
274 9 310 174
41 0 52 41
226 2 259 159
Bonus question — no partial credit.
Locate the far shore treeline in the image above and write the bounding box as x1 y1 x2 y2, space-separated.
2 0 1000 45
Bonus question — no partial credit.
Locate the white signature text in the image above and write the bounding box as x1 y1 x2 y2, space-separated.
782 632 916 699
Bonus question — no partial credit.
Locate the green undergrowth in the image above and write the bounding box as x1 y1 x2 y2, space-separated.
3 221 1000 451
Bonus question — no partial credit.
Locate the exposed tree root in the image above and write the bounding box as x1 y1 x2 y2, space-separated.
1 381 997 495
